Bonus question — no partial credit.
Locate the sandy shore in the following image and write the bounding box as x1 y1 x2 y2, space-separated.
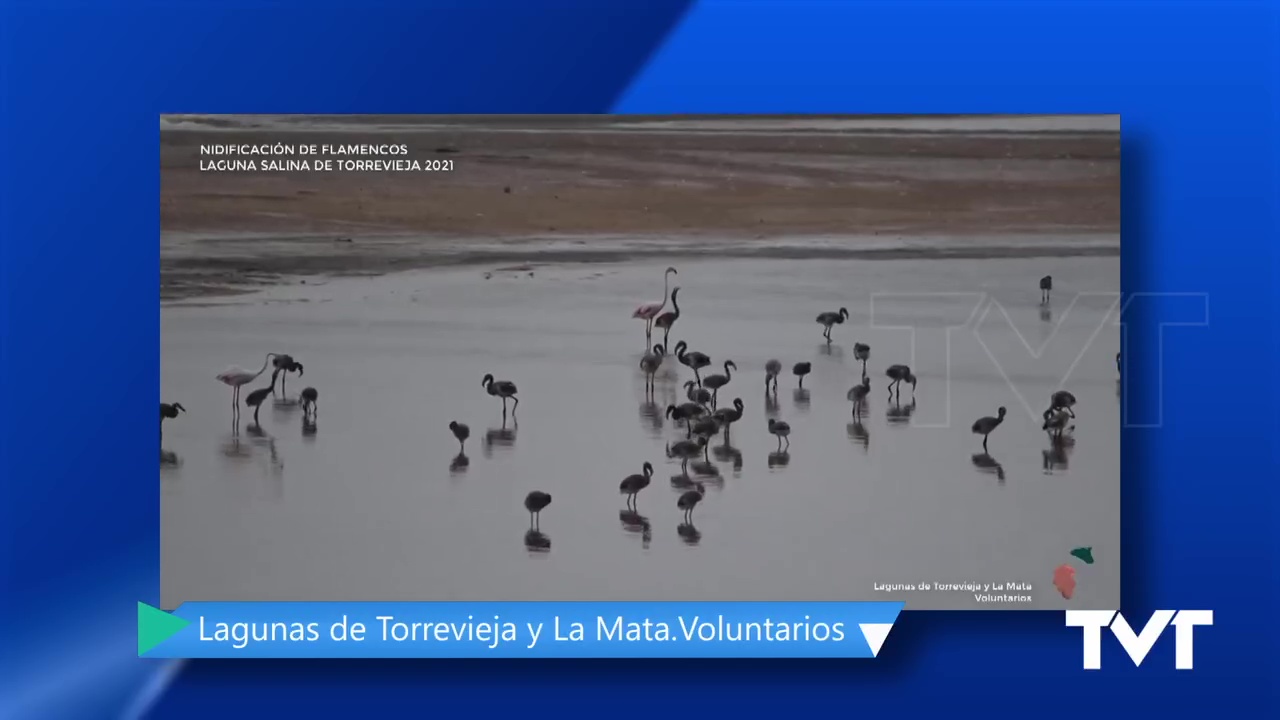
161 115 1119 299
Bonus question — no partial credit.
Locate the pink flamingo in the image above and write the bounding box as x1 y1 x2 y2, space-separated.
631 267 677 344
215 353 277 416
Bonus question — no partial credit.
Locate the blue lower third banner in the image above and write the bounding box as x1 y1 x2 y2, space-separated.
139 601 905 658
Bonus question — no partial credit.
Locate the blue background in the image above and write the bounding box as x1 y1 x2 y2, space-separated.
0 0 1276 717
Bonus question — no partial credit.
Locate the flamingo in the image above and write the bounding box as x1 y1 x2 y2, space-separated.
847 377 871 416
160 402 185 442
666 402 707 437
271 354 304 395
673 341 712 386
793 362 811 389
619 461 655 509
653 287 682 349
1040 275 1053 304
886 364 916 398
632 267 677 344
216 353 277 414
1042 409 1071 440
300 387 318 418
684 380 712 408
244 373 277 427
816 307 850 342
971 407 1007 452
482 373 519 418
702 360 737 409
639 344 666 394
666 436 707 476
449 421 470 453
853 343 871 377
1045 390 1077 419
712 398 744 441
677 482 707 522
524 491 552 529
767 418 791 451
765 359 782 393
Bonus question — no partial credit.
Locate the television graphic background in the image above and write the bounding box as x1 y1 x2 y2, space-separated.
0 0 1276 718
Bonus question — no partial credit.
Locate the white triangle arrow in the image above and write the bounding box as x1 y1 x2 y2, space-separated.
859 623 894 657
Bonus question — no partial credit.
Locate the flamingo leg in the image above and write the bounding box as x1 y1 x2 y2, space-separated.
510 396 519 417
983 435 990 452
784 436 790 450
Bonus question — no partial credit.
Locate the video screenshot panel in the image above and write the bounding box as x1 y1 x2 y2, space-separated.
160 115 1119 611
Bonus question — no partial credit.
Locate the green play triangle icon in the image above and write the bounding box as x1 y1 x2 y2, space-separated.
138 602 190 655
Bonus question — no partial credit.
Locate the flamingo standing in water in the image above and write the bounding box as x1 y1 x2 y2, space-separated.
886 364 917 398
631 267 677 344
653 287 682 349
524 491 552 529
816 307 850 342
160 402 185 442
765 359 782 393
701 360 737 410
847 377 871 416
673 341 712 386
482 373 519 418
853 343 871 377
640 344 666 394
971 407 1007 452
619 461 655 509
216 353 277 415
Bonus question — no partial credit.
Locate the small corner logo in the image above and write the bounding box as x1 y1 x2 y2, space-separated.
1065 610 1212 669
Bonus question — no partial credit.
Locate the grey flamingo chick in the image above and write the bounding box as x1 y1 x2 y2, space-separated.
524 491 552 529
684 380 712 408
853 343 871 377
653 288 682 349
816 307 850 342
619 462 655 508
640 343 666 394
846 376 871 416
673 341 712 386
1042 409 1071 440
666 402 708 438
1045 390 1077 419
677 482 707 522
701 360 737 409
1040 275 1053 303
765 359 782 393
300 387 318 418
160 402 185 441
793 362 811 389
767 418 791 451
666 436 708 476
886 364 917 398
482 373 519 418
712 398 744 442
244 373 277 427
449 421 470 453
690 416 721 451
971 406 1007 452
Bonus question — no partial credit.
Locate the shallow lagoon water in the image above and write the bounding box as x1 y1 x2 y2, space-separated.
161 253 1119 610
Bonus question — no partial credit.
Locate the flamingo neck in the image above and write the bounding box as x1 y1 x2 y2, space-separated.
254 354 274 376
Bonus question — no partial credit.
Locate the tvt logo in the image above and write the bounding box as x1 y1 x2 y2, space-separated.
1065 610 1213 669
